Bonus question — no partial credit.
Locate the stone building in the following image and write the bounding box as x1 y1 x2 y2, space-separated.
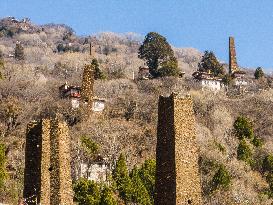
81 64 95 114
92 98 106 112
155 93 202 205
23 118 73 205
192 71 224 91
59 82 81 109
229 37 247 86
229 37 239 74
59 81 106 111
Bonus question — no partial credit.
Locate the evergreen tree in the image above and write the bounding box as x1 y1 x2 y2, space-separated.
254 67 265 79
138 159 156 200
80 136 99 179
222 74 233 86
198 51 225 77
138 32 179 77
100 186 118 205
130 168 152 205
233 116 254 140
112 154 133 203
92 58 106 80
14 43 25 61
157 57 179 77
73 178 101 205
81 135 99 157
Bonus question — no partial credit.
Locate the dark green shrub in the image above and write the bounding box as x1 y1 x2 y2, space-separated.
233 116 254 140
112 154 133 202
237 140 253 164
130 168 152 205
214 141 226 154
254 67 265 79
198 51 225 77
92 58 106 80
222 74 233 86
100 186 118 205
265 173 273 197
138 159 156 199
73 178 101 205
211 165 231 191
263 154 273 173
157 57 179 77
199 158 219 175
138 32 178 77
251 136 264 148
14 43 24 61
81 136 99 156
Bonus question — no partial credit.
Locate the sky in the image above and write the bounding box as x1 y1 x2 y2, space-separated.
1 0 273 71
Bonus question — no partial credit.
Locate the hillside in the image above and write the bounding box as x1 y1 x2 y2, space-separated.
0 17 273 204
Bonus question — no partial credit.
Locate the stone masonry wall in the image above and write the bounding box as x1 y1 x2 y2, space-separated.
229 37 238 74
23 118 73 205
155 93 202 205
155 95 176 205
81 64 95 115
24 121 43 205
50 118 73 205
40 119 51 205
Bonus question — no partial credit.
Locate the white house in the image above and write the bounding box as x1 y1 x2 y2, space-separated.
192 71 224 91
92 98 106 112
59 82 81 109
80 156 109 183
232 71 248 86
59 82 106 111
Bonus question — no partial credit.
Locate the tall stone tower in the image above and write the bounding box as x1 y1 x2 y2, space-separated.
229 36 239 74
81 64 95 114
23 118 73 205
155 93 202 205
89 42 93 57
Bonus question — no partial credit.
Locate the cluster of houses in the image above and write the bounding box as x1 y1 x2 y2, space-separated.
59 81 106 111
58 37 247 183
138 37 248 92
192 69 247 91
191 37 248 91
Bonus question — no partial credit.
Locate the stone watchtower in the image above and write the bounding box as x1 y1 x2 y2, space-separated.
155 93 202 205
81 64 95 114
229 36 239 74
23 118 73 205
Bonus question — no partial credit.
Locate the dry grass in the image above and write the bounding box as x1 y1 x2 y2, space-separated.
0 20 272 203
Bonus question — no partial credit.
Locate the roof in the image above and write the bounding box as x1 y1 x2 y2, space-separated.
59 83 81 91
192 71 222 81
59 83 106 101
232 70 246 75
93 96 106 102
